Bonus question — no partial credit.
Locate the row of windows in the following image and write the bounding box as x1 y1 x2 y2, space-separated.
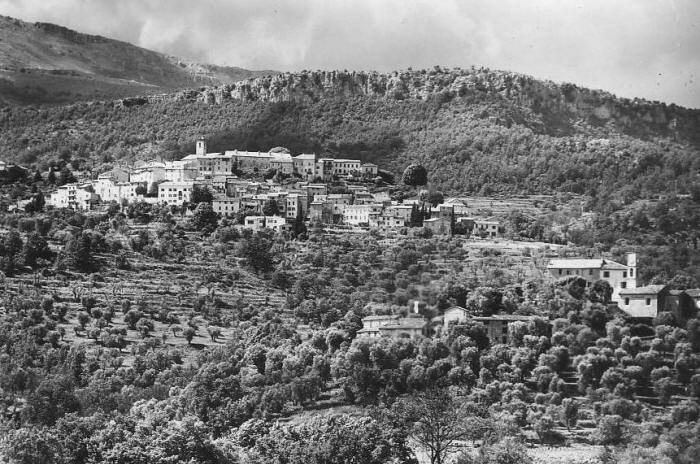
624 297 652 306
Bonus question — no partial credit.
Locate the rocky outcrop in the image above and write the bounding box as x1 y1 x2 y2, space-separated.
129 68 699 144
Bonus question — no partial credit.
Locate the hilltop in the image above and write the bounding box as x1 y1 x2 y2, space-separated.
0 15 276 105
1 67 698 217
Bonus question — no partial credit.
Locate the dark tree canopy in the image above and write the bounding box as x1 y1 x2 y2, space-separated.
402 163 428 187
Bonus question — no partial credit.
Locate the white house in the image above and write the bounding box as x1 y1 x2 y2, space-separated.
443 306 469 329
243 216 266 230
212 197 241 216
293 153 317 180
474 219 499 238
546 253 637 302
618 285 668 318
356 315 400 338
343 204 382 226
158 181 196 206
47 183 98 210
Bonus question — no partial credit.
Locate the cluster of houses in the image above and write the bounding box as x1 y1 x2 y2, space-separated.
43 137 501 236
357 253 700 343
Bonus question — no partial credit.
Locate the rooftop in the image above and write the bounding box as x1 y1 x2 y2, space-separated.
547 258 628 270
474 315 537 322
685 289 700 298
619 285 667 296
362 314 400 321
380 318 428 330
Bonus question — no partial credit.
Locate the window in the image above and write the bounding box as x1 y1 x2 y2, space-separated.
603 271 610 278
630 269 634 277
624 298 630 305
646 298 651 306
623 271 627 278
589 269 593 275
621 282 627 288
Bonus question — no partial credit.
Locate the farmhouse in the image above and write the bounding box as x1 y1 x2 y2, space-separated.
357 315 400 338
443 306 469 329
618 285 698 323
474 219 500 238
357 315 429 339
546 254 637 302
473 315 538 345
423 217 452 235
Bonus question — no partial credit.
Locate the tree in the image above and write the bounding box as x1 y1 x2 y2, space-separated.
589 280 613 303
183 327 196 345
77 312 90 330
561 398 579 430
237 231 274 273
426 190 445 206
57 167 76 186
242 414 417 464
62 232 95 272
262 199 280 216
291 207 307 238
402 163 428 187
47 169 57 184
459 437 532 464
136 318 154 338
393 389 468 464
24 191 45 213
189 185 213 208
0 229 23 275
593 414 625 445
124 310 142 330
22 232 52 267
208 326 222 342
189 202 218 235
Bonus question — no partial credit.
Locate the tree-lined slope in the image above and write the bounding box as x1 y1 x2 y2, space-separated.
1 68 698 212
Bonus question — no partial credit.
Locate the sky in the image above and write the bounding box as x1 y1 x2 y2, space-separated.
1 0 698 107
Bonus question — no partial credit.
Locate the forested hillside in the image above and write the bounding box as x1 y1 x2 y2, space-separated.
1 68 698 205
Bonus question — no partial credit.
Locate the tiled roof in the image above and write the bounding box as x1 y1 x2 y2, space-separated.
474 315 537 322
380 318 428 330
618 285 667 296
547 259 604 269
444 306 468 314
601 261 629 270
361 314 399 321
547 258 628 270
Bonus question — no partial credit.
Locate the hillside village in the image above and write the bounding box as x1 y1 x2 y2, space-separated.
15 137 697 343
39 137 501 237
1 4 700 463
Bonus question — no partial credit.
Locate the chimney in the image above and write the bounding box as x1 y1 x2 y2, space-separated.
413 301 420 314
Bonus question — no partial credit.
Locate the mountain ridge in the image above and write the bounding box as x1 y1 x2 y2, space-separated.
113 67 700 145
0 14 277 106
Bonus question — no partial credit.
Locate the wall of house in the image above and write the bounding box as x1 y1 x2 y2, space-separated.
619 295 658 318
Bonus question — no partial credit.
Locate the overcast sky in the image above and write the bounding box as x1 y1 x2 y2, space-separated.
1 0 698 107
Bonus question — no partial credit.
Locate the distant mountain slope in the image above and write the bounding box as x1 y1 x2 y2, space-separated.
0 15 275 105
0 68 698 212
